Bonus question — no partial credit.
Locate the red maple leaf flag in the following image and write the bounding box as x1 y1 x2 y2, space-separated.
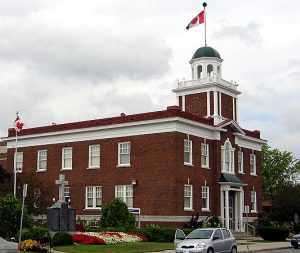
14 115 24 132
186 10 205 30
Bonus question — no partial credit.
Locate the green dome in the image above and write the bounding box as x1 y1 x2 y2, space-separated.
192 46 221 60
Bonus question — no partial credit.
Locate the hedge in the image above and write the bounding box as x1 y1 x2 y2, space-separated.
257 227 290 241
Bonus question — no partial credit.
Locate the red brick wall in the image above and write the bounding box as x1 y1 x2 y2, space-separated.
221 93 233 119
185 93 207 117
6 128 262 221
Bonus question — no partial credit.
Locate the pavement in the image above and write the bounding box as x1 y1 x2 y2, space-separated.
50 237 292 253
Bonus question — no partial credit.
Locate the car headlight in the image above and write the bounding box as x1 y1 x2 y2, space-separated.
196 242 206 248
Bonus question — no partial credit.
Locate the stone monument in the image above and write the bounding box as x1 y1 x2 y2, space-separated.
47 174 76 231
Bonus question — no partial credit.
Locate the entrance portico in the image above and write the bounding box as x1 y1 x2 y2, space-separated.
219 173 247 231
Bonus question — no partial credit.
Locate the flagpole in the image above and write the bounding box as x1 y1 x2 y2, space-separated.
14 112 18 197
203 2 207 47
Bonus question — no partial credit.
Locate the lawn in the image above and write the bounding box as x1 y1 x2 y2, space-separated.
54 242 174 253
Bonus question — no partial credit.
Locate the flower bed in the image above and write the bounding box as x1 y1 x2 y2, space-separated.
72 232 148 245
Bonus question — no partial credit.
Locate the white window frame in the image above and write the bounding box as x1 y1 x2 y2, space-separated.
37 150 47 171
238 151 244 174
201 143 209 168
118 142 131 166
202 186 210 211
62 147 72 170
88 144 100 168
251 191 257 213
14 151 23 173
184 139 193 165
250 153 257 175
221 139 235 174
115 185 133 208
184 184 193 210
85 186 102 209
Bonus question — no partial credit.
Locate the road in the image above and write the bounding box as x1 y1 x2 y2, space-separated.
256 248 296 253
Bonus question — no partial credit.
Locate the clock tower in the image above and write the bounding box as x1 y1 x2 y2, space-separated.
173 46 241 125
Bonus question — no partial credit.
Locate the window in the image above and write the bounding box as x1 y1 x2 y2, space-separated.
250 154 256 175
115 185 133 207
37 150 47 171
202 186 209 211
221 140 235 173
201 143 209 168
14 152 23 173
184 184 193 210
86 186 102 209
89 145 100 168
64 186 70 203
62 147 72 170
207 64 213 78
184 140 193 165
251 191 257 212
33 188 41 208
118 142 131 166
221 229 231 239
197 65 203 79
238 151 244 173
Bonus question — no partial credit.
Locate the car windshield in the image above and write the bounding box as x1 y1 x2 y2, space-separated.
186 230 213 239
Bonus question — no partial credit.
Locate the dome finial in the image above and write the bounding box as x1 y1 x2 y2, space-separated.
203 2 207 8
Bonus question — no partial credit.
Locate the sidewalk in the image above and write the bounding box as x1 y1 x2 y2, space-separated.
51 238 292 253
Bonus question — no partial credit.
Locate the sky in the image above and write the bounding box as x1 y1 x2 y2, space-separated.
0 0 299 158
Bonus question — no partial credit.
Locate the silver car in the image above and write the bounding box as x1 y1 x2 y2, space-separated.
174 228 237 253
0 237 19 253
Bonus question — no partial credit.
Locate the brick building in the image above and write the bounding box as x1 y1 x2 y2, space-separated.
3 46 266 230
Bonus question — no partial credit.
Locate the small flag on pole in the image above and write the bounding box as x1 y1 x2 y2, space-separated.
186 10 205 30
14 114 24 132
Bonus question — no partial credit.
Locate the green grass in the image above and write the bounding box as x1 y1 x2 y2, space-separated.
54 242 174 253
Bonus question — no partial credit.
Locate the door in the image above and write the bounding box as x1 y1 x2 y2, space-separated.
174 229 186 247
229 194 235 230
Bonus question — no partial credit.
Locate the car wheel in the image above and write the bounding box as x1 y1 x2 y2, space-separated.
207 248 214 253
294 245 299 249
231 246 237 253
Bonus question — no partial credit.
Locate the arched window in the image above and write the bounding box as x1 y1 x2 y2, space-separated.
207 64 213 78
221 139 235 173
197 65 203 79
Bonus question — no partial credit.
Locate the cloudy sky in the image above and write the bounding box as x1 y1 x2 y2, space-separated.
0 0 299 157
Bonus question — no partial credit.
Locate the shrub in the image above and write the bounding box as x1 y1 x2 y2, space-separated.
20 239 46 252
52 231 73 246
20 227 32 241
257 227 290 241
100 198 136 230
137 225 189 243
31 226 50 243
204 216 222 228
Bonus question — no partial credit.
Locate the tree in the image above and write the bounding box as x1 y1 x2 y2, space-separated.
261 144 300 201
100 198 136 230
0 165 12 196
271 183 300 222
0 194 32 239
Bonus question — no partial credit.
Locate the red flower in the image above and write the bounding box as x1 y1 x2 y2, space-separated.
75 224 85 232
72 234 105 245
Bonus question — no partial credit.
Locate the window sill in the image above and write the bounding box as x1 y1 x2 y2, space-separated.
250 173 257 176
202 209 211 212
61 168 72 171
201 166 210 170
36 169 47 173
184 208 194 211
117 164 131 168
184 163 194 167
250 210 257 213
87 167 100 170
238 172 245 174
84 208 102 211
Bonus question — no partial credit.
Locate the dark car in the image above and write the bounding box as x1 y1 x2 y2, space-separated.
291 234 300 249
174 228 237 253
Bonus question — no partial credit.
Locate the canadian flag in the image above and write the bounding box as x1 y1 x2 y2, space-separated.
186 10 205 30
14 115 24 132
